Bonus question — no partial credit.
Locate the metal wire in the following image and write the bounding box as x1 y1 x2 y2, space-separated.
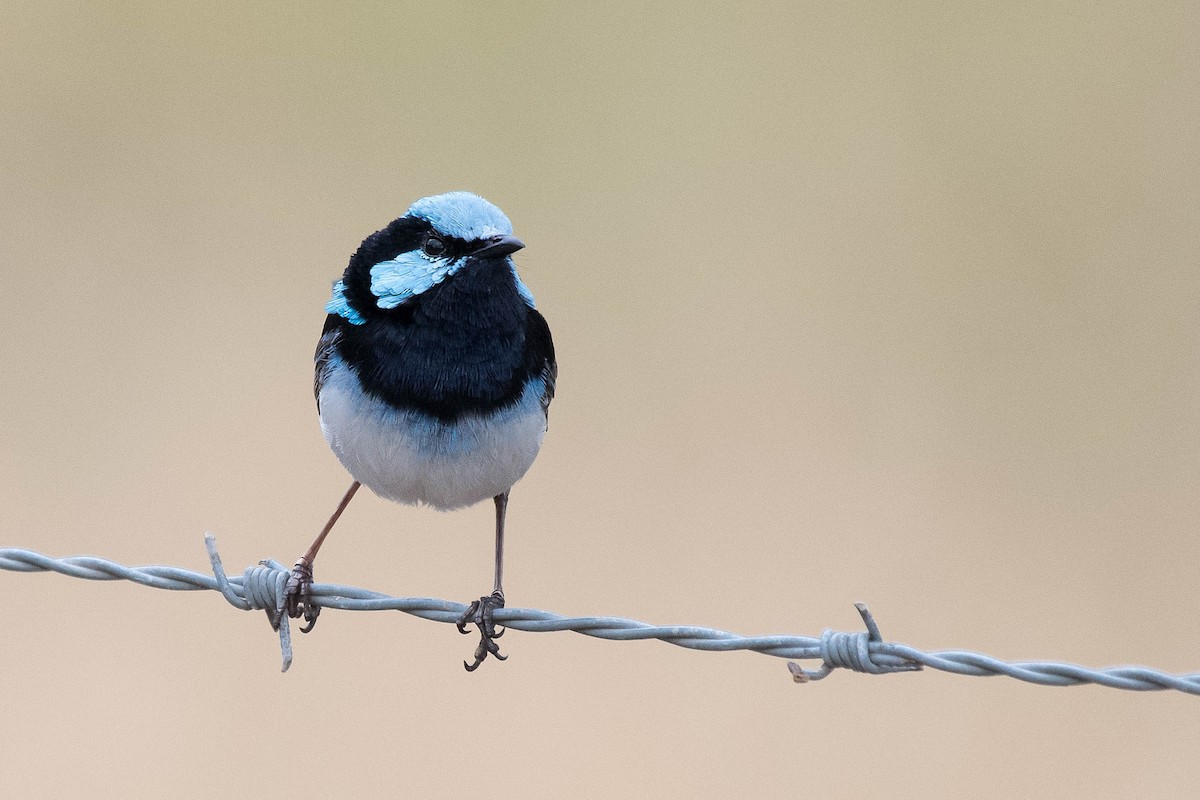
2 539 1197 694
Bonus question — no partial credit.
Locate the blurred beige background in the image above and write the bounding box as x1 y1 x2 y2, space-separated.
2 2 1198 797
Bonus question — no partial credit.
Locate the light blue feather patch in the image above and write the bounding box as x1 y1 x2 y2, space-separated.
370 250 462 309
326 280 365 324
408 192 512 242
511 265 537 308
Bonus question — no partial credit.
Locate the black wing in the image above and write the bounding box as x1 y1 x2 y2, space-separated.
524 307 556 422
313 317 342 412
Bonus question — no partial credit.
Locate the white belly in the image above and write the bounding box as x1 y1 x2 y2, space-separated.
318 357 548 511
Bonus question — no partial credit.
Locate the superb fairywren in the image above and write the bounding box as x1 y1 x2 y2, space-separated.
282 192 556 670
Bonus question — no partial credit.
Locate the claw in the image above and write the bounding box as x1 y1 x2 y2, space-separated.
282 558 321 633
456 591 507 671
464 636 507 672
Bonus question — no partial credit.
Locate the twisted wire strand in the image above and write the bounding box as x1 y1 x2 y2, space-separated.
2 541 1197 695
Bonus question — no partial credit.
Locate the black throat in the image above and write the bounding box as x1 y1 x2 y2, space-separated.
330 258 537 421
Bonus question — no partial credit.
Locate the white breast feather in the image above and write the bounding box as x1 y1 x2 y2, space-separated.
318 355 548 511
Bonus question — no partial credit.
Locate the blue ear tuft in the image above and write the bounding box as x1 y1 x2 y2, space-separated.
407 192 513 241
370 250 464 309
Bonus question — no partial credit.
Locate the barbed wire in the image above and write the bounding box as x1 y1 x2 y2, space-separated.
1 538 1197 695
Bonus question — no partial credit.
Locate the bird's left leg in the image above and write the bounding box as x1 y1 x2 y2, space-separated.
457 491 509 671
275 480 361 633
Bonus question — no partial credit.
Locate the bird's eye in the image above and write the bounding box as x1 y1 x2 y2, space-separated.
422 235 447 257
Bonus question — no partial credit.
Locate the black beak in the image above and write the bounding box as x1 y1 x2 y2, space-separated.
470 233 525 259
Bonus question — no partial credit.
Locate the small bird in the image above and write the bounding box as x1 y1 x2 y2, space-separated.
281 192 556 671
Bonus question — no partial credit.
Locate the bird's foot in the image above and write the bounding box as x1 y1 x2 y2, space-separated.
274 557 321 633
456 591 507 672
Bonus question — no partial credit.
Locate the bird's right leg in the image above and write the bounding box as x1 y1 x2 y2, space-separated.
276 480 361 633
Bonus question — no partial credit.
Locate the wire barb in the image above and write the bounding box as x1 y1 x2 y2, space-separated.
2 540 1200 695
788 603 922 682
206 533 295 671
